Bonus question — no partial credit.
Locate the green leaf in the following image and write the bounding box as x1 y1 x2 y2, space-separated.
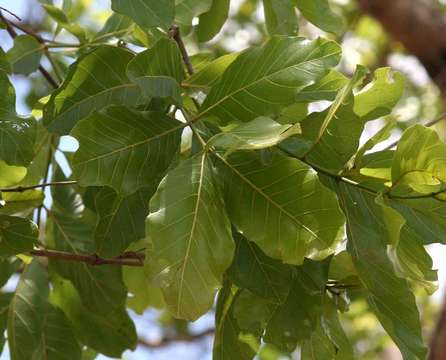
0 161 26 187
5 35 43 75
42 4 87 42
94 13 133 42
295 69 348 102
44 46 141 135
46 210 128 316
218 149 344 264
213 283 259 360
199 36 341 125
94 187 153 258
0 190 44 217
0 68 36 166
8 260 49 360
111 0 174 30
296 66 367 172
391 125 446 196
353 119 396 169
50 275 136 357
295 0 344 34
208 117 293 154
147 153 234 320
354 68 405 122
264 259 329 352
0 215 37 256
33 304 82 360
175 0 213 26
337 183 427 359
228 233 292 304
196 0 230 42
124 240 164 314
263 0 298 35
126 38 184 105
389 196 446 245
182 53 238 91
71 106 182 195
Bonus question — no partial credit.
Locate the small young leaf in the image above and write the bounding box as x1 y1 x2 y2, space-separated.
6 35 43 75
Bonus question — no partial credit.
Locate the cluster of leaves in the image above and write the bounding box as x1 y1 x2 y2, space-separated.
0 0 444 359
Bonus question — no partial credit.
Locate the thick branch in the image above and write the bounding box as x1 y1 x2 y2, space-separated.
138 328 214 348
30 249 145 267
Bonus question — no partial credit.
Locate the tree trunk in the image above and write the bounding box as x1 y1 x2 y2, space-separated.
358 1 446 359
358 0 446 96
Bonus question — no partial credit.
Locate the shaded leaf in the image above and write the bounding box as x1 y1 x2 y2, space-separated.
263 0 298 35
126 38 184 105
6 35 43 75
337 183 427 359
8 261 49 360
196 0 230 42
295 0 344 34
0 215 37 256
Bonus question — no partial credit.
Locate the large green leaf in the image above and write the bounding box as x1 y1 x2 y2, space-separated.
43 46 141 135
0 215 38 256
218 149 344 265
227 233 292 304
196 0 230 42
264 259 329 352
71 106 182 195
34 305 82 360
295 0 344 34
337 183 427 359
263 0 298 35
295 69 348 102
50 275 136 357
126 38 184 105
94 13 133 42
147 153 234 320
6 35 43 75
94 186 153 258
391 125 446 196
199 36 341 125
8 260 49 360
0 66 36 166
111 0 174 30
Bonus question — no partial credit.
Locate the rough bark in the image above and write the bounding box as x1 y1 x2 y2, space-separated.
359 0 446 96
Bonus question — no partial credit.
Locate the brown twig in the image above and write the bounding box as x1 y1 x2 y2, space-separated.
0 9 59 89
138 328 214 348
0 180 77 193
30 249 145 267
169 25 194 76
